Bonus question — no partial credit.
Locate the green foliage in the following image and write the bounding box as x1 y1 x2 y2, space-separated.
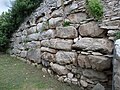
86 0 103 21
0 0 43 52
63 21 71 27
115 32 120 39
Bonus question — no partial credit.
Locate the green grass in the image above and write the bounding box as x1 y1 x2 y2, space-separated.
0 54 81 90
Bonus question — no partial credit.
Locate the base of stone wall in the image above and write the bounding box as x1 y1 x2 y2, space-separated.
10 55 112 90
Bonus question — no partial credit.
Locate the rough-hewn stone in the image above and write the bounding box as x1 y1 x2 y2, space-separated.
56 26 78 39
88 55 111 71
50 63 68 75
27 33 39 41
41 52 55 62
41 39 73 50
92 83 105 90
39 29 55 40
27 26 37 35
67 13 87 23
79 22 105 37
72 38 113 54
20 51 27 58
49 17 62 28
56 51 77 65
27 48 41 63
83 69 107 80
25 41 41 49
78 54 111 71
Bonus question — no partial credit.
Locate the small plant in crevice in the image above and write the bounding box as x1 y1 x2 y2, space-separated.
86 0 103 21
115 32 120 40
63 21 71 27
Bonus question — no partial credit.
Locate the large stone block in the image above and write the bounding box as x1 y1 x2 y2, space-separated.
89 55 111 71
79 22 105 37
72 38 113 54
78 54 111 71
50 63 68 75
56 26 78 39
56 51 77 65
25 41 41 49
83 69 107 80
41 39 73 50
27 48 41 63
67 13 87 23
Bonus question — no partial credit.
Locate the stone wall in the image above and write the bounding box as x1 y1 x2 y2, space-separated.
10 0 120 90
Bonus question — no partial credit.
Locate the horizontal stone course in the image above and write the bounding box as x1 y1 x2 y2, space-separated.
41 39 73 50
72 38 113 54
56 26 78 39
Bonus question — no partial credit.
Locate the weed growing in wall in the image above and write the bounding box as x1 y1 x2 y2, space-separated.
86 0 103 21
115 32 120 39
63 21 71 27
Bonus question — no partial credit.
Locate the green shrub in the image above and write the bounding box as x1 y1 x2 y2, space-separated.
115 32 120 39
0 0 43 52
86 0 103 21
63 21 71 27
0 31 8 51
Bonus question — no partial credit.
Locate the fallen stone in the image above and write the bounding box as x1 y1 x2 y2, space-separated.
42 68 48 73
